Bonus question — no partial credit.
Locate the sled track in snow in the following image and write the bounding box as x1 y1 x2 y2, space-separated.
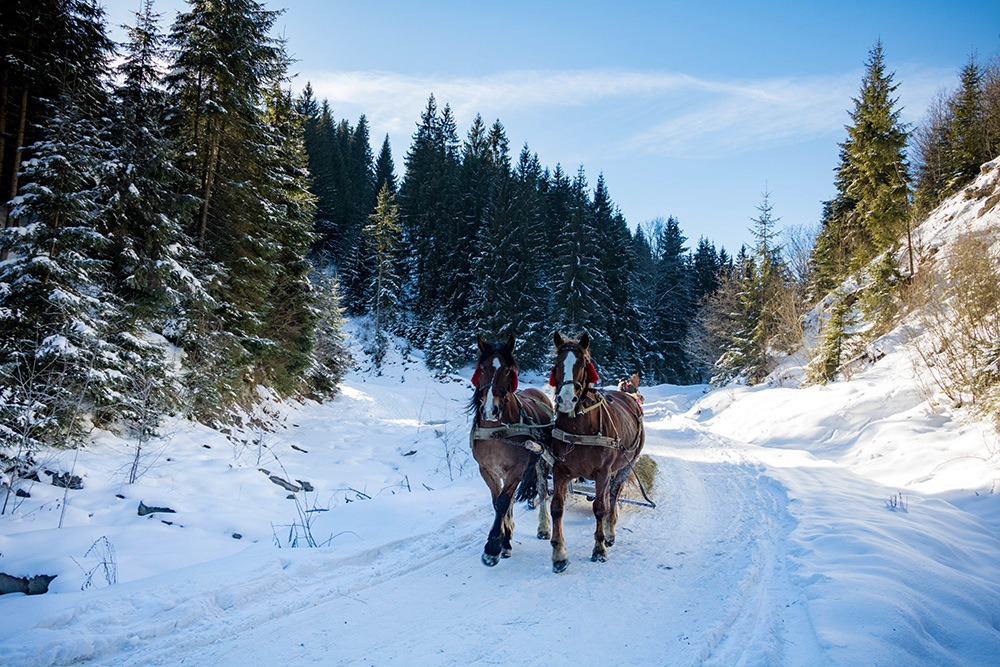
5 512 483 667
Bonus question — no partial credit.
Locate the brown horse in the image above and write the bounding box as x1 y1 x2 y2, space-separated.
548 331 645 572
469 335 554 566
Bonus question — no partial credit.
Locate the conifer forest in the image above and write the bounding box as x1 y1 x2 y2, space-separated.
2 0 1000 452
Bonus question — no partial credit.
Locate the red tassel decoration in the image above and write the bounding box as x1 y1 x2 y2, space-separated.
586 362 599 384
510 371 518 392
548 367 557 386
471 367 481 387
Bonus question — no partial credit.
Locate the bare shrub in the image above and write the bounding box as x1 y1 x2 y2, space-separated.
912 232 1000 425
782 223 819 291
685 271 741 379
73 536 118 590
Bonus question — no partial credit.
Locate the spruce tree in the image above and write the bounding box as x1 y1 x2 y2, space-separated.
627 226 657 378
166 0 319 416
374 134 397 197
592 175 639 376
104 0 201 323
398 95 461 339
507 145 553 369
651 216 693 383
947 54 988 193
467 150 518 345
339 115 376 313
551 167 608 364
1 0 114 260
912 93 953 217
692 236 722 303
716 193 787 384
0 92 120 444
812 40 910 292
257 85 319 394
364 184 401 370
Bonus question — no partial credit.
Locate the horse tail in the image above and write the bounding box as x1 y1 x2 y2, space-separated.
516 451 542 502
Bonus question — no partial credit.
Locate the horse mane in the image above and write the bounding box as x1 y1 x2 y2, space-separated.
465 342 520 415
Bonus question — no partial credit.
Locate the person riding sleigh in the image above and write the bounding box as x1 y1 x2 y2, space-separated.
617 373 644 405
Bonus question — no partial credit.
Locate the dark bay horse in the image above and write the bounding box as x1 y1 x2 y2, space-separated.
469 335 554 566
548 331 645 572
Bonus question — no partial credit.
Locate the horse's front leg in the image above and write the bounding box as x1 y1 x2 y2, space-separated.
591 468 611 562
485 475 520 564
550 467 570 573
478 463 504 566
536 459 551 540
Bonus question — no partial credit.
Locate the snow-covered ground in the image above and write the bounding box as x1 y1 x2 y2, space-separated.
2 319 999 665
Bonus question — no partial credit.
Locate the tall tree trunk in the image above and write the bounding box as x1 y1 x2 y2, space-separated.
0 45 10 233
0 44 10 177
198 130 220 251
0 82 28 262
6 84 28 207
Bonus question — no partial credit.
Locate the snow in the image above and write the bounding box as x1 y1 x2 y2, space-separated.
2 325 999 665
3 170 1000 665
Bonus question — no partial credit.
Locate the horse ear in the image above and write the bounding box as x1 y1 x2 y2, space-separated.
553 331 563 348
580 332 590 351
506 334 516 354
477 335 488 354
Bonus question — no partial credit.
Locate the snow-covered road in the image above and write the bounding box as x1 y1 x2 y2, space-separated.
128 422 822 666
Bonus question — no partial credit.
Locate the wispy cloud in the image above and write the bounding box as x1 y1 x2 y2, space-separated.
302 67 953 160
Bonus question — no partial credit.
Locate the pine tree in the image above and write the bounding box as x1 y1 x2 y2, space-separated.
913 93 955 217
257 85 319 394
650 216 693 383
166 0 318 417
551 167 608 362
0 92 120 444
364 184 401 370
374 134 397 197
104 0 201 323
947 53 988 193
715 192 787 384
812 40 910 292
1 0 114 260
592 175 638 376
398 95 461 339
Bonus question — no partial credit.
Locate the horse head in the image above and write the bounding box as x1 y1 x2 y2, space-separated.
471 334 519 422
550 331 598 415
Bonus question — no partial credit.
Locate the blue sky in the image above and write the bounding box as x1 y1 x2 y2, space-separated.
104 0 1000 253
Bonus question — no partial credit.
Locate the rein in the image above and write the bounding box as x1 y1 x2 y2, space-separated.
470 393 555 463
551 390 643 454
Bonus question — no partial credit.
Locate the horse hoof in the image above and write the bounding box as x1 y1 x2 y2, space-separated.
591 551 608 563
501 548 512 559
553 559 569 573
606 536 615 547
482 552 500 567
537 530 550 540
